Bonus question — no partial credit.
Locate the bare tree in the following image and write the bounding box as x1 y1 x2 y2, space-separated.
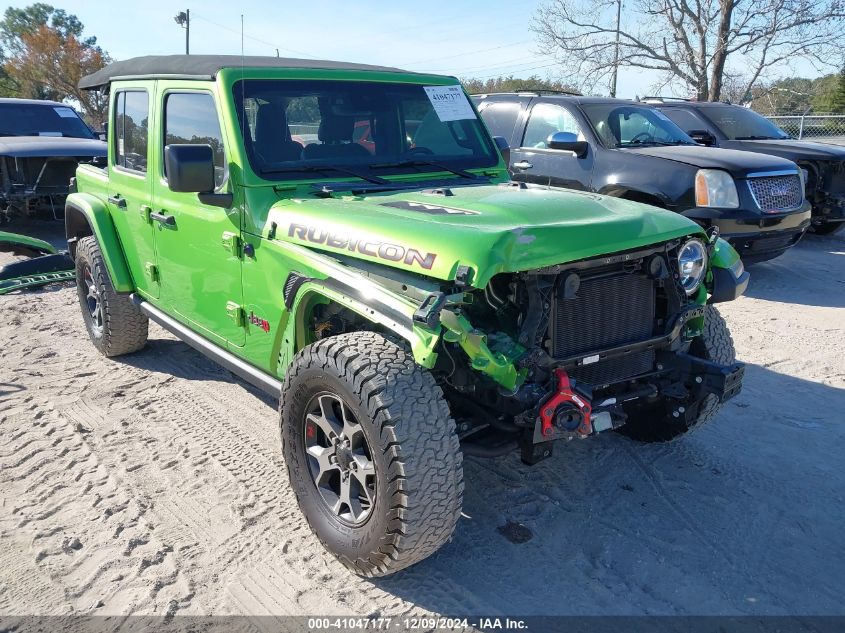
532 0 845 101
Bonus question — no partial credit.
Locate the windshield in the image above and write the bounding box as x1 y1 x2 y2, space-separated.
580 104 695 148
699 106 790 140
0 103 96 139
233 79 498 180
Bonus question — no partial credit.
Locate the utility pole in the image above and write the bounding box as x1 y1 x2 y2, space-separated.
174 10 190 55
610 0 622 97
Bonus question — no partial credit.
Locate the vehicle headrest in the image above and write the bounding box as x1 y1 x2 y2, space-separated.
255 103 290 142
318 113 355 143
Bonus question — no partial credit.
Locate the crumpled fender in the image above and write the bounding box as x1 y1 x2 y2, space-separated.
271 240 441 375
710 237 741 270
708 237 749 304
64 192 134 292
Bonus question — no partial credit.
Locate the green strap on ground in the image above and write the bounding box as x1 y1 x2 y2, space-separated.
0 271 75 295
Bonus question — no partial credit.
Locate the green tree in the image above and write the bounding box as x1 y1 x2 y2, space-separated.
0 3 109 122
828 65 845 114
810 74 839 113
0 3 91 55
461 75 580 95
748 77 814 114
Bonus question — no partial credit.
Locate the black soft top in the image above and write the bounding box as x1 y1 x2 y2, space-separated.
79 55 407 90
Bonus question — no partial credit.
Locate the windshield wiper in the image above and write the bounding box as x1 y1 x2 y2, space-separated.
0 131 22 137
369 159 484 180
618 139 692 147
260 164 389 185
734 135 785 140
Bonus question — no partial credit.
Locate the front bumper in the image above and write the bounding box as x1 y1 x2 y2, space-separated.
682 203 811 263
519 348 745 461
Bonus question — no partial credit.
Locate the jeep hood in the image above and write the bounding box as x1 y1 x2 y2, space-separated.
624 145 797 178
267 183 702 287
721 138 845 162
0 136 106 157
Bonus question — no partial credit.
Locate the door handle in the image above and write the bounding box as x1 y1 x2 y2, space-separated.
150 211 176 227
513 161 533 170
108 194 127 208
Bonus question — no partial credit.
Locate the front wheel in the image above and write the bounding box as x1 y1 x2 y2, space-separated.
620 306 736 442
280 332 463 577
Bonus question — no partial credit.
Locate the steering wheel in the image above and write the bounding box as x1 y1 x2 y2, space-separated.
629 131 654 144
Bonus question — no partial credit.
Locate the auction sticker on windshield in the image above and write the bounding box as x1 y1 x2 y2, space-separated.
424 85 475 122
53 106 78 118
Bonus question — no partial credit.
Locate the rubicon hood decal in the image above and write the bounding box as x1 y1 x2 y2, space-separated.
287 223 437 270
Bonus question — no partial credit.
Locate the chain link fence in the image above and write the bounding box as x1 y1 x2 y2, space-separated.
765 113 845 145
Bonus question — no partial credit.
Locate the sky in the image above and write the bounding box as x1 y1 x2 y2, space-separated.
6 0 828 99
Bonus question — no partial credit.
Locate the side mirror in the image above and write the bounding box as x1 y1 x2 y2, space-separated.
547 132 589 158
165 144 215 192
164 144 232 207
688 129 716 146
493 135 510 166
96 131 107 141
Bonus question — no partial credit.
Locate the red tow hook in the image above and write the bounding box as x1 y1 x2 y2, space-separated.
539 368 592 438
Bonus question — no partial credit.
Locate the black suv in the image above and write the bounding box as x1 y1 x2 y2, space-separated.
644 98 845 235
473 92 812 262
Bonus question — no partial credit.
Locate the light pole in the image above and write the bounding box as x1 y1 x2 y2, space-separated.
610 0 622 98
174 10 190 55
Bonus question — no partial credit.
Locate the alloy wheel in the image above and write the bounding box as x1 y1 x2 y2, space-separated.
303 392 376 526
82 266 103 336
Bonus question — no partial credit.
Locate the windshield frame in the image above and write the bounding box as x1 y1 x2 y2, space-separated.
0 102 97 139
579 103 697 149
695 105 791 141
230 77 501 182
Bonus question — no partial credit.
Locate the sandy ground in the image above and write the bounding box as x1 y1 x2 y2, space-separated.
0 225 843 619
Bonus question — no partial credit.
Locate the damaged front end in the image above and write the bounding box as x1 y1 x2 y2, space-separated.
804 160 845 232
0 155 94 221
0 231 74 295
428 237 746 463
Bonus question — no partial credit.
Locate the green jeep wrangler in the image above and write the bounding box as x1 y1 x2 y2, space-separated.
67 55 747 576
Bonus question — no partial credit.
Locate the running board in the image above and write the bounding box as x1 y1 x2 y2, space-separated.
131 294 282 398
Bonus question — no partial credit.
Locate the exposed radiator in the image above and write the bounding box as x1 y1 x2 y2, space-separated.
551 272 656 386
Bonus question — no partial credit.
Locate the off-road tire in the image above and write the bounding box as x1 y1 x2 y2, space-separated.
810 221 844 236
620 305 736 442
280 332 463 577
75 236 148 357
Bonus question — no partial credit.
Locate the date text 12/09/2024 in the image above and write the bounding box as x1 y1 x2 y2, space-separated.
307 617 529 631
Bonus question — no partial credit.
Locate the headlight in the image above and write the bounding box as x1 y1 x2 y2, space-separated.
678 238 708 295
695 169 739 208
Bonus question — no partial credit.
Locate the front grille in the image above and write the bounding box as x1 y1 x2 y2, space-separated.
551 272 656 386
748 174 803 213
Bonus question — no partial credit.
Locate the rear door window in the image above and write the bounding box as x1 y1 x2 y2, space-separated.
114 90 149 173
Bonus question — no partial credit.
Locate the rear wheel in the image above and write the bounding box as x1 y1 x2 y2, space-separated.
75 236 148 357
620 306 735 442
280 332 463 577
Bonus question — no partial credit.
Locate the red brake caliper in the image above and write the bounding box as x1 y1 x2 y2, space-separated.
539 368 593 438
